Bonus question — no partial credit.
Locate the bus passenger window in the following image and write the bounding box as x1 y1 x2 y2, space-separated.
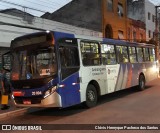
116 46 129 63
137 48 144 62
149 48 156 61
129 47 137 63
143 48 150 62
101 44 116 65
81 41 101 66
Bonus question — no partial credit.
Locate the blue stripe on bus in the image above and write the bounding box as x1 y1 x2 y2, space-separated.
102 38 127 45
56 72 81 108
53 31 75 41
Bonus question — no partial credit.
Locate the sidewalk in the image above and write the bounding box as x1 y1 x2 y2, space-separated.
0 96 28 120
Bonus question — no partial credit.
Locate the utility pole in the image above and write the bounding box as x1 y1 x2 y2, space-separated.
155 6 160 61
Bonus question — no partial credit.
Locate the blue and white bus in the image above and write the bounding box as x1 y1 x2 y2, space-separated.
3 31 158 108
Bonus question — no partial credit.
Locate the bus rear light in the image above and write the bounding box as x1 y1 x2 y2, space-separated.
13 91 24 96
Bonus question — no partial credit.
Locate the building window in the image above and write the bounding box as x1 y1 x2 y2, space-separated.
105 24 113 38
148 30 151 38
118 30 124 40
148 12 151 20
117 3 124 17
140 33 143 41
133 31 136 42
152 15 155 22
128 28 130 41
153 32 155 39
107 0 113 12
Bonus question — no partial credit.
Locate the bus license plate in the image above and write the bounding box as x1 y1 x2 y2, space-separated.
23 100 31 105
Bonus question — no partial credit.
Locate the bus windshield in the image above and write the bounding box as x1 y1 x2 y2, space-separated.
11 47 57 80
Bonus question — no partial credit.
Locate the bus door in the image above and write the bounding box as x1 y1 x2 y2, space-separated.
58 39 81 108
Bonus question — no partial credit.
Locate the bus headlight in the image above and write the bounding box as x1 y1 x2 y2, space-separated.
44 86 57 98
152 65 159 72
11 94 14 99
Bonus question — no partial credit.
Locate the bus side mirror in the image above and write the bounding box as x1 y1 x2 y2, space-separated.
2 51 11 72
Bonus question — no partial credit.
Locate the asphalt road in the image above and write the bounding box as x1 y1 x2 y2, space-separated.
1 78 160 133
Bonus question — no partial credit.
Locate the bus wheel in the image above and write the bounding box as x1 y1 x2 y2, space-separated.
138 74 145 91
85 84 97 108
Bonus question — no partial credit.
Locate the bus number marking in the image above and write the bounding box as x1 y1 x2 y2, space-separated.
32 91 42 96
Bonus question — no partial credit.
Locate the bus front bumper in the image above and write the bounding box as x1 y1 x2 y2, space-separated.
13 92 62 108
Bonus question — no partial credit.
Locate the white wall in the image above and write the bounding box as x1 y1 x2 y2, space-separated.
0 13 102 47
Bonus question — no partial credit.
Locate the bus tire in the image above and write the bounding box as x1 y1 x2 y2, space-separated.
85 84 98 108
138 74 145 91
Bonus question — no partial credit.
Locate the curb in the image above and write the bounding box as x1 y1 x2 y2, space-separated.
0 108 28 120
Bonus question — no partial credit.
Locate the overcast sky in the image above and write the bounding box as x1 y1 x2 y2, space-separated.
0 0 159 17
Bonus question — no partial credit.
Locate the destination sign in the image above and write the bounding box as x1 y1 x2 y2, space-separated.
11 32 54 49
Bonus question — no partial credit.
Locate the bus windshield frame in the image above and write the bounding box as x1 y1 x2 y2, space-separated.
10 32 57 81
11 46 57 81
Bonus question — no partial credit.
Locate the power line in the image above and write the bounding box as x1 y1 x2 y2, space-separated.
37 0 64 6
47 0 67 6
0 0 72 16
0 0 47 13
23 0 58 10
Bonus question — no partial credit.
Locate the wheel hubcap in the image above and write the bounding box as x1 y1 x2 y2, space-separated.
140 77 144 88
88 90 95 101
